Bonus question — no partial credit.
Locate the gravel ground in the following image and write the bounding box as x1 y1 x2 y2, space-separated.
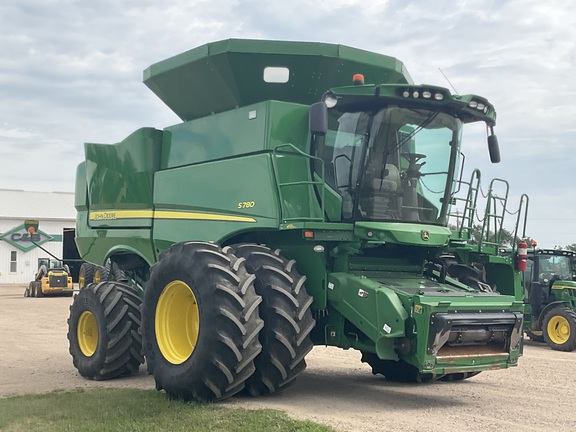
2 284 575 432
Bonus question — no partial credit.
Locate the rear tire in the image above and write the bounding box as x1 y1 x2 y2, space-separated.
24 282 32 297
67 281 143 380
35 281 44 298
109 261 126 282
233 243 315 396
142 242 263 401
93 265 109 284
543 307 576 352
79 263 95 289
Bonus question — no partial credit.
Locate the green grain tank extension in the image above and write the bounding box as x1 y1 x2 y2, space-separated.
69 39 526 401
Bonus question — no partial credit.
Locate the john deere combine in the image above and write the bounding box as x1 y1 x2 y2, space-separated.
70 39 527 401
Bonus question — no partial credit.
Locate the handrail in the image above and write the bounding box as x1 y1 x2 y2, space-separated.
512 194 529 253
478 178 509 252
448 169 481 241
272 143 326 222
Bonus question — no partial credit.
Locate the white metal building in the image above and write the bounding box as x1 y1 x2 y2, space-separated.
0 189 77 284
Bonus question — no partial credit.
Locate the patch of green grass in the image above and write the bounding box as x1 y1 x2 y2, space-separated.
0 388 336 432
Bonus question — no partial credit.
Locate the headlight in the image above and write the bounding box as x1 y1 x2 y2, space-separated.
324 95 338 108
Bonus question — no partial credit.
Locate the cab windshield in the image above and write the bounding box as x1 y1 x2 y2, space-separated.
536 255 573 281
317 105 462 225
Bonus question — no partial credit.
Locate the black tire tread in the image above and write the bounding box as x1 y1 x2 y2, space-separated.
233 243 315 397
35 281 44 298
143 242 263 402
79 263 95 289
543 307 576 352
67 281 143 380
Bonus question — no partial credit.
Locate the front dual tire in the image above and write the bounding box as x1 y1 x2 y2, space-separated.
142 242 264 401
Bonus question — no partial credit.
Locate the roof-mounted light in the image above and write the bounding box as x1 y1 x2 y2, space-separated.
399 87 446 102
352 74 365 85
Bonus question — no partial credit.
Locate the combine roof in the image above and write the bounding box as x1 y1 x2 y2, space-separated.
143 38 413 121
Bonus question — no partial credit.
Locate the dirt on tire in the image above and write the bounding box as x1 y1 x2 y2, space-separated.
2 284 576 431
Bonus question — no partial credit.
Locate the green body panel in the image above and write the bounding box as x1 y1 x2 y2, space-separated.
354 222 451 246
144 39 411 121
75 212 156 267
161 101 309 169
152 154 279 251
85 128 163 217
74 162 87 212
327 272 409 360
74 39 526 377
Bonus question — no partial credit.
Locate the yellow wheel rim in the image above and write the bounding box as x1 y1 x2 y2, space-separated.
94 269 101 284
79 272 85 288
78 311 98 356
547 315 571 344
155 280 200 365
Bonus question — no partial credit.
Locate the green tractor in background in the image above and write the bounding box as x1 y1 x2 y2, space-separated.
523 246 576 351
69 39 527 401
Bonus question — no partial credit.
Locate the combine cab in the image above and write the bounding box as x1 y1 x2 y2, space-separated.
70 39 527 401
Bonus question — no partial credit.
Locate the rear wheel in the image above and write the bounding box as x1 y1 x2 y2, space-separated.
108 261 126 282
93 265 109 284
79 263 95 289
142 242 263 401
361 352 439 383
233 244 315 396
67 281 143 380
543 307 576 352
24 282 32 297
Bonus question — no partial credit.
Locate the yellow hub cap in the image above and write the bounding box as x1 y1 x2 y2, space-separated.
94 270 101 283
547 315 571 344
156 280 200 365
78 311 98 356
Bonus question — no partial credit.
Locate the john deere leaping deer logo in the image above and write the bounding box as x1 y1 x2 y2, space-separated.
421 230 430 241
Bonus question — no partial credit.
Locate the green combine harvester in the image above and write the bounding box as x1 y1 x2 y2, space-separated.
70 39 527 401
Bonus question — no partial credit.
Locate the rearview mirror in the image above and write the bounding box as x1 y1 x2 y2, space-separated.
309 102 328 136
488 135 500 163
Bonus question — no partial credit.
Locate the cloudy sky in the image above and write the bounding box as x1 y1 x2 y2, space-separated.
1 0 575 248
